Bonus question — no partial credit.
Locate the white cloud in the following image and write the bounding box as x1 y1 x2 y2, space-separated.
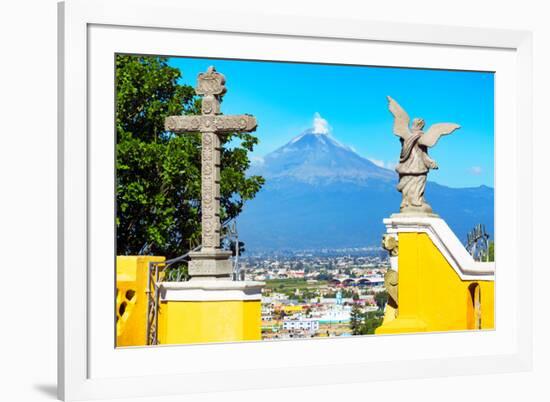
368 158 385 168
468 166 483 175
312 112 330 135
368 158 397 170
250 156 264 166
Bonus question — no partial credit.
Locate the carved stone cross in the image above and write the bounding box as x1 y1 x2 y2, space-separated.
165 66 257 280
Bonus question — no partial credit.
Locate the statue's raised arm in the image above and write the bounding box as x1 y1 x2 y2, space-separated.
387 96 461 216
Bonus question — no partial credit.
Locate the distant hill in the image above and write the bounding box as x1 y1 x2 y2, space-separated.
238 130 494 252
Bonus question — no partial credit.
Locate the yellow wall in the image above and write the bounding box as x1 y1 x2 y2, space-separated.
282 305 303 313
158 300 262 345
376 232 494 334
116 256 165 347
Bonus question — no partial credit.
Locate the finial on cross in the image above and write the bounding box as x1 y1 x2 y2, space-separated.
195 66 227 116
196 66 226 97
164 66 257 280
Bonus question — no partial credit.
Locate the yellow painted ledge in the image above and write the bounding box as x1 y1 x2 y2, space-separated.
157 280 265 345
158 299 262 345
375 317 428 334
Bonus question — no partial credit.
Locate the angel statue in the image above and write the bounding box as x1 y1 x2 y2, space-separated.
387 96 460 215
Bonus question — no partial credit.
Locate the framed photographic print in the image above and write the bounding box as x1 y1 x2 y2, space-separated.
58 0 533 400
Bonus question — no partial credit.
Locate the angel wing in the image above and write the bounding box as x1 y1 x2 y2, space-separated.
387 96 412 140
419 123 461 148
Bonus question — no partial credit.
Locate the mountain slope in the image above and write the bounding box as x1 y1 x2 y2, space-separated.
249 130 395 184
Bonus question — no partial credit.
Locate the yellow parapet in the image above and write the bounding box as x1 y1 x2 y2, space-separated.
376 217 495 335
116 255 165 347
157 281 264 345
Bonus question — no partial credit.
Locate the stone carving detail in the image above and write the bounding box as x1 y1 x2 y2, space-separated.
165 115 257 133
384 269 399 313
201 132 216 249
387 96 460 215
381 234 398 257
203 133 213 146
196 66 227 97
164 66 257 259
381 234 399 312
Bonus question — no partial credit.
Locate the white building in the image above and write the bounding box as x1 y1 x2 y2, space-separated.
261 303 274 321
282 317 320 332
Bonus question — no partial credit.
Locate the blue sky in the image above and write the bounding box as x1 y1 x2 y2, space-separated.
168 57 494 188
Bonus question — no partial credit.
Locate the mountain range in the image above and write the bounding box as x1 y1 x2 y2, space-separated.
237 129 494 252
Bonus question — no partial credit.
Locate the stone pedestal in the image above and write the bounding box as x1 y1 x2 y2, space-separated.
187 249 233 280
157 280 265 345
390 209 439 219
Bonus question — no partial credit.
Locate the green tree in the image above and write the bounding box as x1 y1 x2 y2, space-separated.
374 290 389 310
317 271 332 281
116 55 264 258
349 303 363 335
488 241 495 262
341 289 353 298
360 311 384 335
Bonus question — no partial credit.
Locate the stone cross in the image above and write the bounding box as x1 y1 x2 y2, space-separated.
165 66 257 280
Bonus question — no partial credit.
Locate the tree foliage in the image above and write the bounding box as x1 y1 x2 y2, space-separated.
488 240 495 262
349 303 363 335
360 311 384 335
116 55 264 258
350 303 384 335
374 290 389 309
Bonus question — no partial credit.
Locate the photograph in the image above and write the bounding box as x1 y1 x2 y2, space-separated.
115 54 495 347
2 0 544 400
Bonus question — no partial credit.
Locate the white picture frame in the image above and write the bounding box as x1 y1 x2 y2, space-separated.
58 0 533 400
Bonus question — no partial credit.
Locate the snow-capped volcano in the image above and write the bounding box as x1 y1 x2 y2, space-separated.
251 129 395 183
